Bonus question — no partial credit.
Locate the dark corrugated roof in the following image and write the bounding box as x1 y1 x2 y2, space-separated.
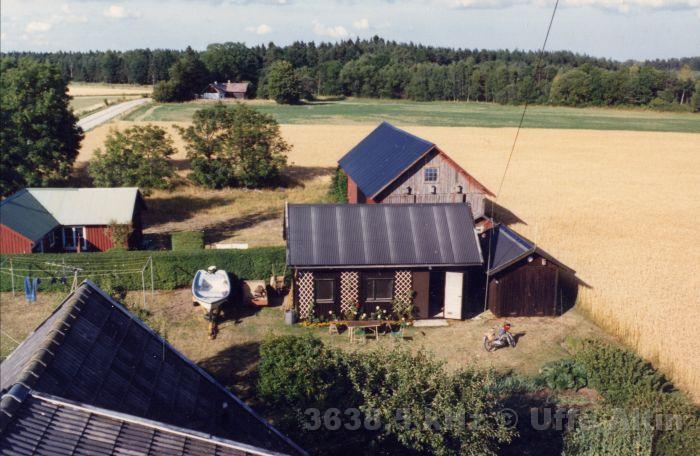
480 224 574 275
0 387 275 456
286 203 483 267
0 281 306 456
338 122 434 198
0 189 59 243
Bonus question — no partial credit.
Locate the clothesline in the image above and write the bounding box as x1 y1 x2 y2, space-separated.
0 269 147 281
5 266 149 273
4 258 151 266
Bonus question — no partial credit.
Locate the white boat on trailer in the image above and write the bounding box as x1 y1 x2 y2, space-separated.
192 266 231 316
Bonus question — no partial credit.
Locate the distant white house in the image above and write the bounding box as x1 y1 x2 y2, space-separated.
201 80 250 100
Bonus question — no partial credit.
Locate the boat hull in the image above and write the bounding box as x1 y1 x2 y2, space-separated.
192 270 231 312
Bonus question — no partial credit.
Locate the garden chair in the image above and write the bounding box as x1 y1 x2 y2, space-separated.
390 322 408 341
351 327 366 344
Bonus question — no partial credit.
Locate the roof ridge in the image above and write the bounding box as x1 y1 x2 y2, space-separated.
497 224 534 250
381 121 434 146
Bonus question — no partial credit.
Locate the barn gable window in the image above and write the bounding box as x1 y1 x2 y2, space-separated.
314 277 335 303
364 275 394 303
424 167 438 183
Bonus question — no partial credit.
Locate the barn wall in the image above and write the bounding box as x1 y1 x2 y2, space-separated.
347 176 359 203
376 148 487 216
346 176 376 204
488 254 560 317
0 224 33 254
85 226 115 252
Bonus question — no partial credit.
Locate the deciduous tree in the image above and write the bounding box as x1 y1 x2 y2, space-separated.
0 58 83 196
178 104 288 188
89 125 175 189
265 60 302 104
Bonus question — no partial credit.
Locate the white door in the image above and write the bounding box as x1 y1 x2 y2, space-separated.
444 272 464 320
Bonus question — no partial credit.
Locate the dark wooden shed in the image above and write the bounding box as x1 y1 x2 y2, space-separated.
284 203 484 320
481 224 574 317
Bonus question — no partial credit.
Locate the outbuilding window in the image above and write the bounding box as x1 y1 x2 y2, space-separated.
62 226 87 251
314 277 335 303
364 276 394 302
424 167 438 182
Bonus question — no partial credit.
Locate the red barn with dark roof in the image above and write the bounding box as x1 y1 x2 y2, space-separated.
338 122 493 219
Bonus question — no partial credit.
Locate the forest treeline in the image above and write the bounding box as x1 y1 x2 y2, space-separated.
4 37 699 110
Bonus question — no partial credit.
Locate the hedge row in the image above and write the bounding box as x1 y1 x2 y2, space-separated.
0 247 286 292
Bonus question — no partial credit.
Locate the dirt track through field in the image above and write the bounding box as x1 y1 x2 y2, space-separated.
80 122 700 400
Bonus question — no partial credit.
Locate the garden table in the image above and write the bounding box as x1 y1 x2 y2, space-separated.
345 320 384 342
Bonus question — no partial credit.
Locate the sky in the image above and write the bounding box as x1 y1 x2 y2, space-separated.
1 0 698 61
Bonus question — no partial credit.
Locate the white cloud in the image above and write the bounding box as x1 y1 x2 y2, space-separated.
245 23 272 34
55 4 88 23
312 20 348 38
103 5 141 20
445 0 700 10
25 21 52 33
353 18 370 29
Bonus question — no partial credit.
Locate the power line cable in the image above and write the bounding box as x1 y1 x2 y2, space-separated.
484 0 560 312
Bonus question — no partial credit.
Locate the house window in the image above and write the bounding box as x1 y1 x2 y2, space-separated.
62 226 87 251
314 277 335 303
364 276 394 303
48 230 56 247
424 167 438 183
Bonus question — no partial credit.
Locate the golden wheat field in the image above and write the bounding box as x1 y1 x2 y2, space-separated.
68 83 152 97
80 122 700 400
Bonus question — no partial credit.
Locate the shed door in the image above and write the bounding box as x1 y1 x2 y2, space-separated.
444 272 463 320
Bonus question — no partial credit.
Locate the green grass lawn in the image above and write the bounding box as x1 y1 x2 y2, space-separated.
1 288 610 402
123 98 700 133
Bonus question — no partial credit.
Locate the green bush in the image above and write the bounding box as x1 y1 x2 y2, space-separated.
563 405 655 456
326 166 347 203
171 231 204 250
565 339 700 455
572 339 667 406
538 358 588 391
0 247 285 292
258 335 514 455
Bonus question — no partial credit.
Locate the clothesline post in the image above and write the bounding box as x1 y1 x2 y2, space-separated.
141 267 147 308
149 256 155 298
9 258 15 297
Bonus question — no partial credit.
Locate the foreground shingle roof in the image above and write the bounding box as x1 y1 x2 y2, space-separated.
0 281 306 456
338 122 435 199
0 385 285 456
480 224 574 275
0 189 59 243
285 203 483 268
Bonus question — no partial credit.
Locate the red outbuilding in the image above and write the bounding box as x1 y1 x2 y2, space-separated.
0 188 145 254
